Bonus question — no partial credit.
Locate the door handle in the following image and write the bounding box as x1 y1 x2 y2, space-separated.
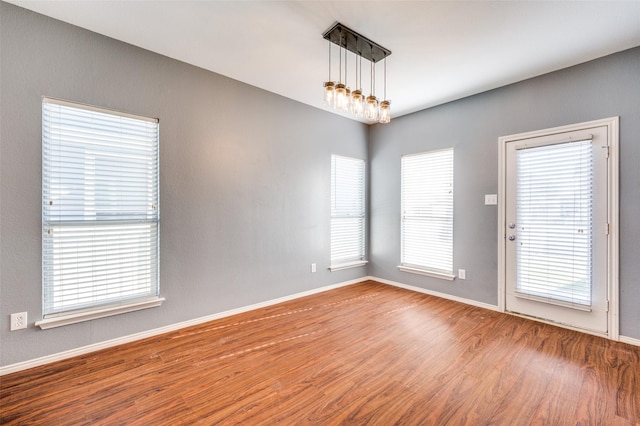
508 235 516 241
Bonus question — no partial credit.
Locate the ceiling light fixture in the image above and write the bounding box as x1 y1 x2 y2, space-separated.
322 22 392 124
379 58 391 124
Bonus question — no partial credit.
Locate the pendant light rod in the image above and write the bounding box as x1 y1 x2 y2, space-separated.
383 57 387 100
344 38 348 85
327 41 332 81
338 42 342 82
370 60 374 95
322 22 391 63
358 54 362 90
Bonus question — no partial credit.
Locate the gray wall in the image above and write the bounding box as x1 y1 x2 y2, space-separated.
369 46 640 339
2 2 639 368
0 3 368 367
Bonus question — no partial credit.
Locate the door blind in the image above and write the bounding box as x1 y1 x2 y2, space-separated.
515 139 593 307
42 98 159 315
401 148 454 274
331 155 366 265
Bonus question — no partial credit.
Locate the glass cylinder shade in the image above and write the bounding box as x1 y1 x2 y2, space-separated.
336 87 351 112
335 83 349 111
364 95 379 121
343 87 351 111
323 81 335 106
379 100 391 123
351 90 364 117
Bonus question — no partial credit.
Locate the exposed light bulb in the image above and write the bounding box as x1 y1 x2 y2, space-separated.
338 87 351 112
335 83 349 111
323 81 335 106
351 90 364 117
365 95 379 121
379 100 391 123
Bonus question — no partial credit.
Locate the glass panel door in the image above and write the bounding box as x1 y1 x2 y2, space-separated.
504 126 609 334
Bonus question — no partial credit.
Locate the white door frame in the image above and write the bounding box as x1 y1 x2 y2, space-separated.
497 117 619 340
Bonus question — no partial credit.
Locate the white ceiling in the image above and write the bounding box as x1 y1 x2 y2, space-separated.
7 1 640 123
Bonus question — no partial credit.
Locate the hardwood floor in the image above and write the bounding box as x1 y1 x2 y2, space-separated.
1 280 639 425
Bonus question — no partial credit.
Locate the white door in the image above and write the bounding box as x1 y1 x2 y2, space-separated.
504 124 610 334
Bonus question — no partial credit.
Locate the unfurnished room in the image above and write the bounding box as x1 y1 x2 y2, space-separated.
1 1 639 424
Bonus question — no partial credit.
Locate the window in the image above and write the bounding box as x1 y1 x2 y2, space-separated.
515 140 593 306
330 155 366 270
38 98 162 329
399 148 454 280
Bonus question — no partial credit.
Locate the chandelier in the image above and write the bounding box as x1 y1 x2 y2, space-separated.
322 23 392 124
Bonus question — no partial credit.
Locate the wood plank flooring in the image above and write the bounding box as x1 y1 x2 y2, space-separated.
1 280 639 425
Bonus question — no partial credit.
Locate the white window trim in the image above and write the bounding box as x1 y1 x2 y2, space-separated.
328 260 369 272
330 155 367 269
35 297 165 330
397 265 456 281
514 291 592 312
400 148 454 279
41 97 161 324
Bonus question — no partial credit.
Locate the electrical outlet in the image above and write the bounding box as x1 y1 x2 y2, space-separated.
311 263 317 273
458 269 466 280
11 312 27 331
484 194 498 205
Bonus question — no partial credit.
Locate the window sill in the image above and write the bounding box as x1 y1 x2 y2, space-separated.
329 260 369 272
397 265 456 281
35 297 165 330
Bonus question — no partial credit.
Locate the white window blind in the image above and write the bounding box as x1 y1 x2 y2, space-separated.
516 139 593 307
42 98 159 316
331 155 366 266
401 148 454 275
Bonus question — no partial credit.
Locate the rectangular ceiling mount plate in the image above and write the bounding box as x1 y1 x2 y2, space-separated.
322 22 391 63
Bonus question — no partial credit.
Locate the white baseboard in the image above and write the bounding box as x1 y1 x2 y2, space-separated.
370 276 640 348
370 275 501 312
4 276 636 376
619 335 640 347
0 277 364 376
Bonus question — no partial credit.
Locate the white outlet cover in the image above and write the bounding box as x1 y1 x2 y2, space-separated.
484 194 498 205
11 312 27 330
